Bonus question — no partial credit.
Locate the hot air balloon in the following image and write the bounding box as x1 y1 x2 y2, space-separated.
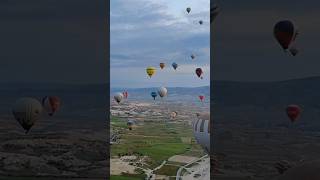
170 111 178 119
192 112 210 153
122 91 128 99
114 93 124 104
12 97 43 134
274 20 297 50
191 54 195 60
286 104 301 122
160 63 165 69
172 63 178 70
127 119 134 130
210 4 220 23
42 96 61 116
289 46 299 56
158 87 167 98
186 7 191 13
199 20 203 25
146 67 156 77
199 95 205 102
196 68 203 79
151 92 157 100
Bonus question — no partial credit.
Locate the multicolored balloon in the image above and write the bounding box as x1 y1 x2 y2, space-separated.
160 63 165 69
122 91 128 99
42 96 61 116
12 97 43 134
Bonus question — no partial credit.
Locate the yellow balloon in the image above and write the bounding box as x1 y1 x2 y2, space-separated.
146 67 156 77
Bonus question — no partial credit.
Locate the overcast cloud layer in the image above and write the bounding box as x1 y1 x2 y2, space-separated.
213 0 320 82
0 0 106 84
111 0 210 88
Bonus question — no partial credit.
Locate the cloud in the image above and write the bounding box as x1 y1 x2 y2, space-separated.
111 0 210 88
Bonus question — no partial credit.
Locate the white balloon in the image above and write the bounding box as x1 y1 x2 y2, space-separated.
12 97 43 133
157 87 167 98
192 112 210 153
114 92 124 104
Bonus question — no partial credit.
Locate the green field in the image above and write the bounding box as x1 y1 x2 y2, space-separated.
111 116 204 170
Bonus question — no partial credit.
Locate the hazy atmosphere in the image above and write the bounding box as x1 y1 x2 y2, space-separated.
213 0 320 82
0 0 106 84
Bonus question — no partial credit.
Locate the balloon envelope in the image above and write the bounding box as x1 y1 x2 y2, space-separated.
196 68 203 78
114 93 124 104
146 67 156 77
172 63 178 70
122 91 128 99
42 96 61 116
170 111 178 119
286 104 301 122
127 120 134 130
160 63 165 69
158 87 167 98
151 91 157 100
192 112 210 153
186 7 191 13
12 97 43 134
274 20 296 50
199 95 205 102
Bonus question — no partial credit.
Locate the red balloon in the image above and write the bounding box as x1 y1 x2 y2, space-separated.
42 96 61 116
122 91 128 99
196 68 203 79
274 20 296 50
199 95 205 102
286 104 301 122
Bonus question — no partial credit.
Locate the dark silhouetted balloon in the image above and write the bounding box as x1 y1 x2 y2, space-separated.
196 68 203 79
186 7 191 13
274 20 296 50
286 104 301 122
172 62 178 70
151 91 157 100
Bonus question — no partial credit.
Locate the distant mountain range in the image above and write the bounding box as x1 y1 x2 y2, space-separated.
2 75 320 116
111 86 210 102
0 83 108 117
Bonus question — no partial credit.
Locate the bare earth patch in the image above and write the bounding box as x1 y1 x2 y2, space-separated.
110 158 137 175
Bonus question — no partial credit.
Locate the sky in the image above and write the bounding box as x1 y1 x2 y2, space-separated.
0 0 107 84
213 0 320 82
110 0 210 88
